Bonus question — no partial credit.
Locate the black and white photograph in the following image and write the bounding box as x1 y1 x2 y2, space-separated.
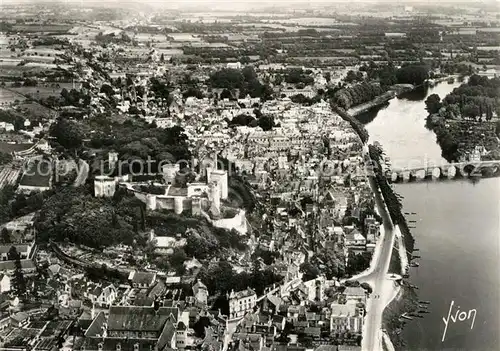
0 0 498 350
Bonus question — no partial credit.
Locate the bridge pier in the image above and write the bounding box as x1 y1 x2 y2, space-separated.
415 169 426 181
402 171 411 182
391 172 398 183
446 165 456 179
431 167 441 179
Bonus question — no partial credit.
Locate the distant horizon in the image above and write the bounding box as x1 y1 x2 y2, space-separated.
1 0 498 5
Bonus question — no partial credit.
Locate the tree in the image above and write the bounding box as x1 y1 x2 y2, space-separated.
1 228 10 244
285 68 314 85
396 65 429 85
344 70 364 83
360 282 372 294
100 83 115 97
300 262 320 281
258 115 274 131
324 72 331 82
209 68 245 90
8 246 27 299
463 104 480 119
183 87 204 99
230 114 256 127
425 94 441 114
346 252 372 276
49 118 85 150
169 248 187 270
220 88 233 100
0 152 13 166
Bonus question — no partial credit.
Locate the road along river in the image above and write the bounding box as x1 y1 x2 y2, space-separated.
359 83 500 351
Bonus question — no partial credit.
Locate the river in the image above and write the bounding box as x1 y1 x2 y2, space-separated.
359 83 500 351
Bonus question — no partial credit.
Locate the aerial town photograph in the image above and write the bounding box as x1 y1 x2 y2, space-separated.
0 0 498 350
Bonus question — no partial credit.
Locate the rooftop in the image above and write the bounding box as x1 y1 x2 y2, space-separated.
107 306 178 332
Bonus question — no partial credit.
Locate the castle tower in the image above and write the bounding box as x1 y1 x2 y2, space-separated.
209 170 228 200
94 176 116 197
174 197 184 214
130 85 137 103
108 151 118 167
208 182 220 215
191 196 202 216
146 194 157 211
143 90 148 110
192 279 208 305
162 164 180 185
149 229 156 242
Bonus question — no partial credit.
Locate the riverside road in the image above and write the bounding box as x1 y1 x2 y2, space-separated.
355 146 399 351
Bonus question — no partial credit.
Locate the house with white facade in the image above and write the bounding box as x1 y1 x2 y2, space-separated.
228 288 257 320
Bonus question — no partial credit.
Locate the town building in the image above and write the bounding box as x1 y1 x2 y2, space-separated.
228 288 257 320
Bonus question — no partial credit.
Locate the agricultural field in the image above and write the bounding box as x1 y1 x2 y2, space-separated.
17 101 56 120
10 24 73 33
0 142 34 153
0 63 49 78
0 87 26 105
19 159 51 188
0 166 21 189
10 85 66 99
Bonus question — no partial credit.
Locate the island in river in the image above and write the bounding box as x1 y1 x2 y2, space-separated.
424 74 500 162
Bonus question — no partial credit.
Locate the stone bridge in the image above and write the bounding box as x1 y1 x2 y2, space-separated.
388 160 500 183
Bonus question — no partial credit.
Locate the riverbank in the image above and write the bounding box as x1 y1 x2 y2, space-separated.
348 84 417 117
329 101 369 143
368 144 415 262
348 91 396 116
367 144 419 349
382 282 419 351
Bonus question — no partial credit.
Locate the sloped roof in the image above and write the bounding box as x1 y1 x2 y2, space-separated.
131 272 156 285
85 311 106 337
193 279 207 291
48 264 61 275
266 294 283 308
107 306 178 332
133 297 154 307
230 288 256 300
345 287 366 297
11 311 29 322
330 303 357 317
78 338 157 351
157 320 176 350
